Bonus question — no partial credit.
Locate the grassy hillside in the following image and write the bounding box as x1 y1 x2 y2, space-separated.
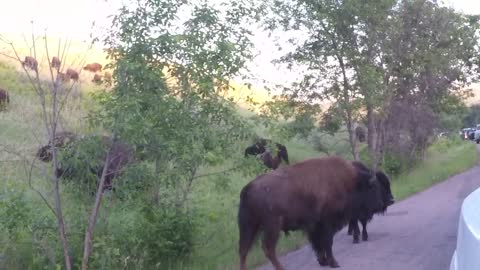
0 56 478 270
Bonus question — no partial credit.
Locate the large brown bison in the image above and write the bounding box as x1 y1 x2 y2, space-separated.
83 62 102 73
238 156 390 269
347 161 394 243
22 56 38 71
51 56 61 70
0 88 9 110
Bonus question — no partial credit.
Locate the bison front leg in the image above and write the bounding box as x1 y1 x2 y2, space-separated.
360 218 368 241
348 218 360 244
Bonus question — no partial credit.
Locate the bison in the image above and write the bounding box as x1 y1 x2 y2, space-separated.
244 142 266 157
355 126 366 143
258 143 289 170
103 71 112 85
237 156 390 269
92 74 102 84
83 62 102 73
36 131 77 162
22 56 38 71
37 133 134 192
51 56 61 70
0 88 9 110
347 161 394 243
65 68 79 82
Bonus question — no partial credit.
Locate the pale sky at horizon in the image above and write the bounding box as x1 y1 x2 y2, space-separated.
1 0 479 86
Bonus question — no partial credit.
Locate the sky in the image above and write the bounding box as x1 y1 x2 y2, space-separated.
0 0 479 86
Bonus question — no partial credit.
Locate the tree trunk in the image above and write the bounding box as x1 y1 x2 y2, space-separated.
81 150 112 270
366 104 378 171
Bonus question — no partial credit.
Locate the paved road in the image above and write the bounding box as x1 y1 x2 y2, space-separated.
257 145 480 270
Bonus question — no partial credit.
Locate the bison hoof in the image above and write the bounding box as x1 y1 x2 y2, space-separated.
328 258 340 268
318 256 328 266
353 238 360 244
362 234 368 241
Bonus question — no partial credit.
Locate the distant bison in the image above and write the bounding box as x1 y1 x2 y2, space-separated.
83 63 102 73
36 131 77 162
347 161 394 243
103 71 112 85
65 68 79 82
51 56 61 70
355 126 366 143
92 74 102 84
0 88 9 110
244 141 266 157
238 156 390 269
38 133 135 192
258 143 289 170
22 56 38 72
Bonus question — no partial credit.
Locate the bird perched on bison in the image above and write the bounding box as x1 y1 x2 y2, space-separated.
237 156 391 269
347 161 394 243
0 88 9 110
83 62 102 73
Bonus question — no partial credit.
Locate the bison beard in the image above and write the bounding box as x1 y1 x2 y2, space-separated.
237 156 386 269
347 162 395 243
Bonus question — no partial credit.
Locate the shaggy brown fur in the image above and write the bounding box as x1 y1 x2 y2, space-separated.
83 63 102 73
238 156 384 269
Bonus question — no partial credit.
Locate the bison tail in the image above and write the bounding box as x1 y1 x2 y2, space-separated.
238 184 258 260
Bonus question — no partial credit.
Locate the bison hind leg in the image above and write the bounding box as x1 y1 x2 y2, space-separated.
261 221 285 270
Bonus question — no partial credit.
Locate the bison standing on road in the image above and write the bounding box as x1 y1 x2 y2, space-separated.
83 63 102 73
238 156 391 269
347 161 394 243
0 88 9 110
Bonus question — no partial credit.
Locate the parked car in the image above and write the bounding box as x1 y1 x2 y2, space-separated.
450 187 480 270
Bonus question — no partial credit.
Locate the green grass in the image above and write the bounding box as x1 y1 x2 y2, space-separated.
0 59 478 270
391 139 477 201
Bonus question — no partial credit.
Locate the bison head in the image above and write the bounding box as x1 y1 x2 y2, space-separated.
375 171 395 211
353 163 394 215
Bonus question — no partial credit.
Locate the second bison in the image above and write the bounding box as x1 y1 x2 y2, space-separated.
237 156 392 269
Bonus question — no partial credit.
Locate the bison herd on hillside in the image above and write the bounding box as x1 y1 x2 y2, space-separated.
0 55 113 111
240 139 395 269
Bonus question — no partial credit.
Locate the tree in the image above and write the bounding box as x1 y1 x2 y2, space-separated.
86 0 262 266
263 0 479 168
